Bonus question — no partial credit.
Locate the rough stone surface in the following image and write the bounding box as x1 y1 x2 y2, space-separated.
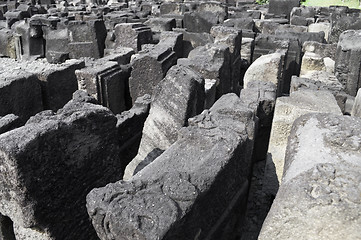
335 30 361 96
351 88 361 118
290 74 343 96
244 52 284 96
129 44 177 103
0 71 43 121
264 90 342 196
259 113 361 240
0 91 122 240
0 114 22 135
303 41 337 60
87 93 256 240
124 65 205 180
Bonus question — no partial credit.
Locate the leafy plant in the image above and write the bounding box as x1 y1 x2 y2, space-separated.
256 0 269 5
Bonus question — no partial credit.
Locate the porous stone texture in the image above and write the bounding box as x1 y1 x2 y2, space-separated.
269 0 300 19
129 44 177 103
290 74 343 96
244 52 284 96
0 71 43 121
335 30 361 96
123 65 205 180
0 114 22 134
259 113 361 240
0 91 122 240
302 41 337 59
178 43 232 99
114 23 152 52
264 90 342 196
87 93 256 240
300 52 326 75
351 88 361 118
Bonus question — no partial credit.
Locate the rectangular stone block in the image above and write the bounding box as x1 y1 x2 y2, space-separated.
87 93 256 240
0 91 122 240
259 113 361 240
114 23 152 52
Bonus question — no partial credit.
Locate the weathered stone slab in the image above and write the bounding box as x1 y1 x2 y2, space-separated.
114 23 152 52
159 31 183 59
335 30 361 96
290 74 343 96
351 88 361 118
178 43 232 99
67 19 107 59
264 90 342 196
0 91 122 240
76 59 129 114
129 44 177 103
144 17 176 32
124 65 205 179
0 114 22 135
174 28 214 57
303 41 337 60
241 80 277 162
244 52 284 96
87 93 256 240
0 28 16 59
103 46 135 65
0 70 43 121
308 22 331 42
269 0 300 19
259 113 361 240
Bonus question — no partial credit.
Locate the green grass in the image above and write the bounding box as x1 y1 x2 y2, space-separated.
301 0 361 9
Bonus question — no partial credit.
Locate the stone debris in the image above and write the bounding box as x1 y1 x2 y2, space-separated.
0 1 360 240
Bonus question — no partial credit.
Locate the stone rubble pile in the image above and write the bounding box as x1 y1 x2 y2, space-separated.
0 0 360 239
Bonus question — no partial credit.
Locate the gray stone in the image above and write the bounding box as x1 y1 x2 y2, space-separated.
114 23 152 52
87 93 256 240
0 28 16 59
259 113 361 240
302 41 337 60
129 44 177 103
244 52 285 97
269 0 300 19
264 90 342 196
0 213 16 240
144 17 176 32
124 65 205 179
0 91 122 240
159 31 183 59
351 88 361 118
290 74 343 96
174 28 214 58
335 30 361 96
68 20 107 59
0 71 43 121
76 59 129 114
0 114 22 135
178 43 232 99
103 47 135 65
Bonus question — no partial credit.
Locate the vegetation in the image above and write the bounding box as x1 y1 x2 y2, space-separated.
256 0 269 5
301 0 361 9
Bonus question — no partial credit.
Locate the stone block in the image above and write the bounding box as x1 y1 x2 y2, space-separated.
159 31 183 59
0 91 122 240
76 59 129 114
204 78 218 109
290 74 343 96
244 52 284 97
0 114 22 134
259 113 361 240
308 22 331 42
329 12 361 44
178 43 232 99
302 41 337 60
43 26 69 64
335 30 361 96
124 65 205 179
0 28 16 58
264 90 342 196
300 52 325 75
87 93 256 240
114 23 152 52
351 88 361 118
174 29 213 58
0 71 43 121
144 17 176 32
129 44 177 103
269 0 300 19
183 12 218 33
159 2 186 15
103 46 135 65
67 19 107 59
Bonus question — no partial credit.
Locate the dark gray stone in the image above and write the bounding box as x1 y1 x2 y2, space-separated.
0 91 122 240
178 43 232 99
87 93 256 240
114 23 152 52
124 65 205 179
0 72 43 121
67 19 107 59
335 30 361 96
0 214 15 240
129 44 177 103
269 0 300 19
0 114 22 135
174 28 214 58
